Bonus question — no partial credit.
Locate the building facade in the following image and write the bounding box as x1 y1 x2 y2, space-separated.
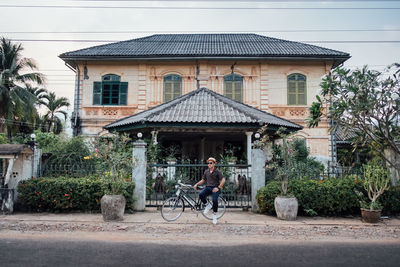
60 34 350 164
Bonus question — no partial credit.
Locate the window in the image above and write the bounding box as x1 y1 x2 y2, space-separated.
224 74 243 102
93 74 128 105
287 74 306 105
163 74 182 102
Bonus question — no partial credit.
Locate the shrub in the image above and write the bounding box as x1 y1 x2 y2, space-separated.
17 176 135 213
378 186 400 215
257 176 400 216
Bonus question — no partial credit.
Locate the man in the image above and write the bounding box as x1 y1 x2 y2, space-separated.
193 157 226 225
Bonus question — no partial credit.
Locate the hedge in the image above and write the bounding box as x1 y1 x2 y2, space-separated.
256 177 400 216
17 176 135 213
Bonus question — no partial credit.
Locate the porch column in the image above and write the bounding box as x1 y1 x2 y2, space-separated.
200 137 205 162
132 138 147 211
151 130 158 145
245 132 253 165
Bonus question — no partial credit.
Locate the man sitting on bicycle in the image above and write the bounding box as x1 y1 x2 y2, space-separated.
193 157 226 225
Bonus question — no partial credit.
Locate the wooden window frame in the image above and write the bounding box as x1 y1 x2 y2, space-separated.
287 73 307 105
92 74 128 106
223 74 243 102
163 74 182 102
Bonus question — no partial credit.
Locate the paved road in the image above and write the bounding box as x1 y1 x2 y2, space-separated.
1 238 399 267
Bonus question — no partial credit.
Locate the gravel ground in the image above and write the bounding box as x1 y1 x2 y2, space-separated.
1 219 399 243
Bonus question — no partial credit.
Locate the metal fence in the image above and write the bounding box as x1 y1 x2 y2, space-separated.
40 163 106 177
147 163 252 208
265 166 363 183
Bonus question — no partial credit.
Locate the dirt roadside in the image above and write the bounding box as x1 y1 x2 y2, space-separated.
1 212 399 244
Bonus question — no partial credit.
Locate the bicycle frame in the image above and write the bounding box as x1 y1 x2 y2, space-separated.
175 185 204 212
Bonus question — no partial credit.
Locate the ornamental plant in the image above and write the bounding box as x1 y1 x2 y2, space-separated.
360 164 390 210
259 127 323 196
92 134 137 195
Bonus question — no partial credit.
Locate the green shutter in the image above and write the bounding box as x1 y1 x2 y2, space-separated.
119 82 128 105
93 82 102 105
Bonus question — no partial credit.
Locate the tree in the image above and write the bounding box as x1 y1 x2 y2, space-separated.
42 91 70 134
0 37 44 139
307 64 400 176
25 84 47 106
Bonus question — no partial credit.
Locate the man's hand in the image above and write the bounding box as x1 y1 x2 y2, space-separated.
193 184 197 190
212 187 219 193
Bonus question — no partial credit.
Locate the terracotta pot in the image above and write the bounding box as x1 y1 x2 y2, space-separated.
361 208 381 223
101 195 126 221
274 196 298 221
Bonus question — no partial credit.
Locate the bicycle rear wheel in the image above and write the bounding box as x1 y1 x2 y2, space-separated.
201 196 227 220
161 197 184 222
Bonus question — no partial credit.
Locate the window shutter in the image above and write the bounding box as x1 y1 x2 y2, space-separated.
119 82 128 105
93 82 102 105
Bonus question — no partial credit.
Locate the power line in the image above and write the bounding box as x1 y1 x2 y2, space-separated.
9 39 400 43
1 5 400 10
65 0 400 2
3 29 400 34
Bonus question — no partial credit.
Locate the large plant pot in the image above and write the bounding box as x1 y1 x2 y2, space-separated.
361 208 381 223
274 196 298 221
101 195 126 221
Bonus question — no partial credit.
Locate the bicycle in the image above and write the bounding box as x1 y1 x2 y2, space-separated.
160 180 227 222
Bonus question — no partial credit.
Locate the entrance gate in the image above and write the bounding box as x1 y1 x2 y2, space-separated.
146 163 252 209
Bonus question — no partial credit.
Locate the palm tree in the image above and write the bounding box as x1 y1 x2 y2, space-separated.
0 37 45 139
42 91 70 134
25 84 47 106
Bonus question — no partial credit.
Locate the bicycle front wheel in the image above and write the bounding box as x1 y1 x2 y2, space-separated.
201 196 227 220
161 197 184 222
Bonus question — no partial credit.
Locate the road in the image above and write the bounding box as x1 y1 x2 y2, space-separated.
1 237 399 267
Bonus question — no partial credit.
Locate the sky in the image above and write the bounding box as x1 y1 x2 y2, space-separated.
1 0 399 107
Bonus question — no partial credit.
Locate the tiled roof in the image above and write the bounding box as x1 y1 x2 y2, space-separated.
104 87 302 131
0 144 33 155
60 34 350 64
335 125 358 144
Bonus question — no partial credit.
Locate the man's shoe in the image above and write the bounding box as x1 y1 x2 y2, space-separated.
212 213 217 225
203 203 212 215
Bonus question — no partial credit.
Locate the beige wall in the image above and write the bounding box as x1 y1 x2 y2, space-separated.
75 59 332 163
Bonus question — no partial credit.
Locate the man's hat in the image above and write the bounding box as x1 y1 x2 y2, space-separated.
207 157 216 163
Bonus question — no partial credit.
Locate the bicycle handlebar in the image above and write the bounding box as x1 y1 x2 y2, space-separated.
177 181 204 190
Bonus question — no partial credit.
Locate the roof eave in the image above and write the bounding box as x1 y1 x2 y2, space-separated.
59 55 351 68
105 122 301 133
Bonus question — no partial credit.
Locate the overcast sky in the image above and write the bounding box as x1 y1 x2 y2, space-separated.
1 0 399 107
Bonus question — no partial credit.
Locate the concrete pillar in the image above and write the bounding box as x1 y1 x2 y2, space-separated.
167 159 176 180
245 132 253 165
132 139 147 211
251 148 267 212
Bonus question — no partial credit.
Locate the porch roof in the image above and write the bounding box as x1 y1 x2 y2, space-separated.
104 87 302 132
0 144 33 156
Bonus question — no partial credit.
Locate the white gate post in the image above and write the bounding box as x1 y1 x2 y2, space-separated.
132 138 147 211
251 148 267 212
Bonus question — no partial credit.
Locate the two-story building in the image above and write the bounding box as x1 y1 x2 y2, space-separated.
59 33 350 164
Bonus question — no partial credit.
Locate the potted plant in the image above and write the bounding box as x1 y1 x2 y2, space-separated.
271 135 299 221
360 164 390 223
94 134 134 221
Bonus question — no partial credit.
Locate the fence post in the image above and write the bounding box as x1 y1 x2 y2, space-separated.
251 148 267 212
132 138 147 211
